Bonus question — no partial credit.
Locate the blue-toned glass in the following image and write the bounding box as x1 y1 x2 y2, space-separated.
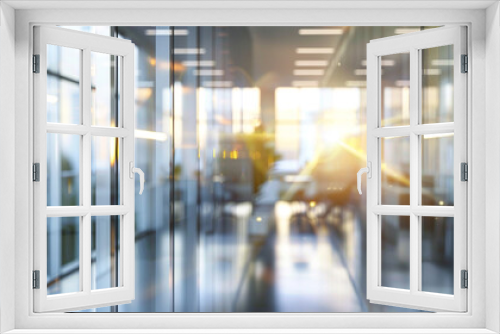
91 136 120 206
381 52 410 127
47 133 80 206
381 136 410 205
91 52 121 127
421 217 454 294
421 45 454 124
91 216 121 290
422 134 454 206
381 215 410 290
47 217 80 295
46 44 81 124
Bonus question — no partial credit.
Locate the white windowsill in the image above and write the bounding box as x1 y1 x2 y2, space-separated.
3 329 498 334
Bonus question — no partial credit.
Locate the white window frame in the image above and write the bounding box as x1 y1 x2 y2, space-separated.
32 25 136 313
365 26 467 312
2 2 497 333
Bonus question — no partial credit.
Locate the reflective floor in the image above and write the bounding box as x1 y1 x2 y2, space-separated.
237 202 365 312
71 199 436 313
117 201 425 313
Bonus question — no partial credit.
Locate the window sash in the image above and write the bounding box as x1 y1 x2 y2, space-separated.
365 26 467 312
33 25 136 313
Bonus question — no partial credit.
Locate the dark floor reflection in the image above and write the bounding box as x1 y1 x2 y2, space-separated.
237 202 364 312
224 201 418 313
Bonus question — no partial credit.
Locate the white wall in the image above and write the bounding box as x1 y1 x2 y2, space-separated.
8 5 492 331
486 2 500 333
0 2 16 333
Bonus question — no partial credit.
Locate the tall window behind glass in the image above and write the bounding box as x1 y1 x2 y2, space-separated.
119 27 173 312
51 26 445 313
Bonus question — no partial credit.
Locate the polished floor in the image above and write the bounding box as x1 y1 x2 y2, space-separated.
232 203 417 313
67 202 426 313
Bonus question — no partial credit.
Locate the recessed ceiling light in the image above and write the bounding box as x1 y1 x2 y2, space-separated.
203 81 233 88
174 48 206 55
296 48 334 54
145 29 188 36
431 59 453 66
293 69 325 76
295 60 328 67
193 69 224 76
395 28 421 34
298 29 343 35
361 59 395 67
381 60 396 66
292 81 319 87
345 81 366 87
182 60 215 67
423 69 442 75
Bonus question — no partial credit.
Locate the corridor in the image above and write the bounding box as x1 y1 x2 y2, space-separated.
236 202 365 312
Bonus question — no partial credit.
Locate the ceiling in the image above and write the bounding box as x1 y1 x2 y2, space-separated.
116 25 444 89
3 0 496 10
229 26 425 89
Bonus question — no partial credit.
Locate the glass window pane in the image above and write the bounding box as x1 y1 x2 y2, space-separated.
380 53 410 127
381 136 410 205
421 217 454 294
422 134 454 206
91 52 121 127
46 45 81 124
71 25 437 313
47 217 80 295
91 216 121 290
421 45 454 124
47 133 80 206
91 136 121 206
381 215 410 290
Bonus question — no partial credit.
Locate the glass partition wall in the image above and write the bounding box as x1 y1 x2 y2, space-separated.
48 26 449 312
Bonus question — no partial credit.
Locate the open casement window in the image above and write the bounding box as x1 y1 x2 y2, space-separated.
364 26 467 312
33 26 141 312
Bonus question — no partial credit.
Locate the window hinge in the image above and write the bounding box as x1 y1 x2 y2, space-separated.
33 163 40 182
461 162 468 181
33 54 40 73
461 54 468 73
461 270 468 289
33 270 40 289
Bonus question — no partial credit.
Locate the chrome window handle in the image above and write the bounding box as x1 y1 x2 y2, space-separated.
129 161 145 195
357 162 372 195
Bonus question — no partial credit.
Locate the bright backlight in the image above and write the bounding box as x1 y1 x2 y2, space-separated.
298 28 343 35
296 48 334 54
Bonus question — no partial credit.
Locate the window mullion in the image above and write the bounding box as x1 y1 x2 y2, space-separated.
409 47 420 295
413 123 454 135
82 48 92 294
82 47 91 207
